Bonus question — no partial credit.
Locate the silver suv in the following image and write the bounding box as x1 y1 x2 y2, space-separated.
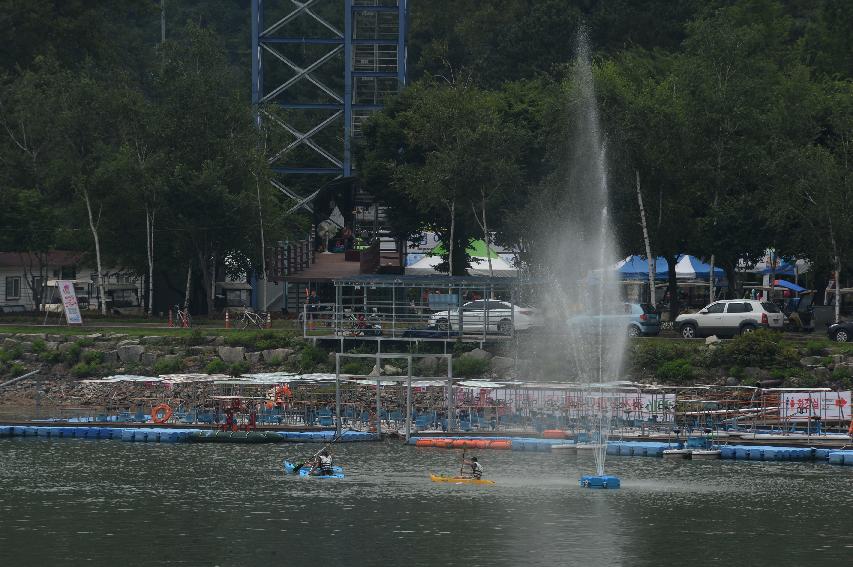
676 300 784 339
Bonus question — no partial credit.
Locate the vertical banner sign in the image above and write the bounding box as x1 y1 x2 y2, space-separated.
57 280 83 325
780 391 851 421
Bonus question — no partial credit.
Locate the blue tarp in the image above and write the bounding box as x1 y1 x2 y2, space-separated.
759 262 797 275
773 279 807 293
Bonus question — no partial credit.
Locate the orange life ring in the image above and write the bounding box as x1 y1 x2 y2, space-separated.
151 404 173 424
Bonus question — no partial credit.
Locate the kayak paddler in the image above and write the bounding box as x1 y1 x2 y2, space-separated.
463 456 483 480
310 449 335 476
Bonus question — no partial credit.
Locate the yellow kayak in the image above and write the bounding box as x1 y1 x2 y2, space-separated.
430 474 495 485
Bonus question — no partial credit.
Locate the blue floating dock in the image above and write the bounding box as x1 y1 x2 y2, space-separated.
579 475 620 489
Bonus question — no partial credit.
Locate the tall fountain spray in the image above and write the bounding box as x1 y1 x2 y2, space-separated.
534 29 626 489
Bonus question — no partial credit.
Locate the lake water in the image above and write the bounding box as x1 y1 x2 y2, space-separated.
1 438 851 566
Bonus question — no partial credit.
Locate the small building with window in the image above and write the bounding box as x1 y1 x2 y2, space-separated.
0 251 142 314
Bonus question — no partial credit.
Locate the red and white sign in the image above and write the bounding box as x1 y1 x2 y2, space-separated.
57 280 83 325
780 391 851 421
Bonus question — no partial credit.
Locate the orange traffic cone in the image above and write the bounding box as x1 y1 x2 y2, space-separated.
266 312 272 329
225 310 230 329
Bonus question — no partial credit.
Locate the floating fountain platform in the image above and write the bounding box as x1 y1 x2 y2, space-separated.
579 475 621 489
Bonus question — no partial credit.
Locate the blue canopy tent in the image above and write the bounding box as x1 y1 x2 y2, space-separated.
616 256 669 281
674 255 726 281
616 255 724 282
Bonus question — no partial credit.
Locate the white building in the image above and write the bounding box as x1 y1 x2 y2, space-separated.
0 251 143 314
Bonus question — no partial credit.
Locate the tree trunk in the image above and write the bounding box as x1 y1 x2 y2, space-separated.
827 213 841 323
448 199 455 278
145 205 155 316
722 261 738 300
82 188 107 315
255 179 267 311
666 254 679 324
635 171 655 305
183 260 192 310
709 254 716 303
482 195 493 279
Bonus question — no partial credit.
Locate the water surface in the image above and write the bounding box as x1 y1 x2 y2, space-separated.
1 438 851 566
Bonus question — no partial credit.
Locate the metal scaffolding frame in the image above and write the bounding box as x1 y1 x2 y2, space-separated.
251 0 408 213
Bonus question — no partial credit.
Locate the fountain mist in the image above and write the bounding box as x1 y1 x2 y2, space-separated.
531 29 626 485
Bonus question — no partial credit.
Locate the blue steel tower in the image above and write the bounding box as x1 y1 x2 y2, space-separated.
250 0 408 213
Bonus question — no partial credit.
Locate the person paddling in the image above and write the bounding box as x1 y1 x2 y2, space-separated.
462 456 483 480
310 449 335 476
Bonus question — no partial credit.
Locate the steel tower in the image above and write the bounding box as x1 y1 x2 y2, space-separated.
250 0 408 213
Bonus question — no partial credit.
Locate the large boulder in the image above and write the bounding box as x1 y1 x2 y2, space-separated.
461 348 493 361
217 346 245 363
117 344 144 363
725 376 740 386
800 356 821 367
383 364 402 376
704 335 721 345
103 350 118 365
140 336 165 345
3 338 20 349
245 352 262 364
141 352 157 367
117 339 141 348
262 348 293 362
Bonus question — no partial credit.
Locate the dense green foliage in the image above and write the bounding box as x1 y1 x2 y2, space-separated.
360 0 853 293
2 1 852 308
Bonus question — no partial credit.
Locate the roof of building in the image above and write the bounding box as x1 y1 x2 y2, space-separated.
0 250 85 268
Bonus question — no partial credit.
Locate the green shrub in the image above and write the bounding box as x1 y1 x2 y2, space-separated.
205 358 228 374
832 366 853 389
62 343 82 365
341 360 372 375
656 359 695 384
804 340 826 356
0 346 23 363
711 329 782 367
70 362 96 378
31 339 46 353
39 350 62 364
75 338 95 348
9 363 26 377
82 350 104 365
299 344 328 369
184 329 206 346
454 356 490 377
229 361 250 377
786 370 821 388
452 341 477 355
225 330 294 350
265 356 284 367
153 357 183 374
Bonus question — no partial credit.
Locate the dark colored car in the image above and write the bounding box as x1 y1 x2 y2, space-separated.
827 320 853 342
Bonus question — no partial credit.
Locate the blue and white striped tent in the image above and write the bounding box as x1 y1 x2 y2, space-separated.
616 255 725 282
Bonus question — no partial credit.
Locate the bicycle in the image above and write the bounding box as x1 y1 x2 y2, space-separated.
235 309 268 329
173 305 192 328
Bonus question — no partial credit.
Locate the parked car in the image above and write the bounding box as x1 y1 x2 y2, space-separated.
827 320 853 342
567 303 661 337
676 299 784 339
429 300 540 334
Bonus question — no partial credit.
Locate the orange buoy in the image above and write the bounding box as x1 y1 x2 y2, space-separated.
416 439 434 447
488 440 511 450
474 440 489 449
151 403 173 424
452 439 467 448
436 439 453 448
542 430 567 439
